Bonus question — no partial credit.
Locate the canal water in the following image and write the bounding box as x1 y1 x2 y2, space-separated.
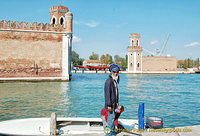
0 73 199 128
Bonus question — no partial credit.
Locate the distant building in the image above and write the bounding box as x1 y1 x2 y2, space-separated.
127 33 177 73
83 60 101 67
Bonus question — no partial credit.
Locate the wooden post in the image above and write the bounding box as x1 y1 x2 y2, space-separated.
50 112 57 136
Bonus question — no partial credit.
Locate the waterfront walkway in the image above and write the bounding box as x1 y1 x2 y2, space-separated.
70 125 200 136
72 70 194 74
0 77 69 82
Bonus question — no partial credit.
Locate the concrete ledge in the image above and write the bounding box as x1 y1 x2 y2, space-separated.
72 70 195 74
0 77 69 82
141 71 194 74
72 70 109 74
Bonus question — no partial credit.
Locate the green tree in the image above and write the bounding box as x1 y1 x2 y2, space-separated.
72 51 79 66
178 58 200 69
100 54 113 65
100 55 106 64
72 51 85 66
187 58 192 68
89 52 99 60
123 55 128 68
114 55 121 62
183 59 187 69
109 55 113 64
195 58 200 67
113 55 128 68
177 60 184 68
79 58 85 65
105 54 110 64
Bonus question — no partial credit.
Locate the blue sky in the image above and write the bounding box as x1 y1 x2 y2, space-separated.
0 0 200 60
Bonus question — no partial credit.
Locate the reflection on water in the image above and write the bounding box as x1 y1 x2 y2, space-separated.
126 74 143 89
0 73 200 128
0 82 72 120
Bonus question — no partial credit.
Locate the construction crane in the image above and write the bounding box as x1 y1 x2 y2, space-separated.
159 34 171 56
143 48 156 56
143 34 171 56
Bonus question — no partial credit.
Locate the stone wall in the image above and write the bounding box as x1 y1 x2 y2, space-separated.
142 56 177 71
0 20 64 77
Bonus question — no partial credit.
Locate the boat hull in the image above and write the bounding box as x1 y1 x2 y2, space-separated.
0 117 137 135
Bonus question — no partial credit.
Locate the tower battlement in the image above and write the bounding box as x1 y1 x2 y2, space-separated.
129 33 141 47
130 33 140 38
0 20 64 32
50 5 69 12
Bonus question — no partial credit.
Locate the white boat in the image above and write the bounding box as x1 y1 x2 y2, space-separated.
0 117 138 135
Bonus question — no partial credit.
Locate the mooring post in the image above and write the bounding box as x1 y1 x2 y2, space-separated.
138 102 144 130
50 112 57 136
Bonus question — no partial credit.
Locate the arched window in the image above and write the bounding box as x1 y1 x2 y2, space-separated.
60 17 64 25
132 40 134 46
137 63 140 68
52 17 56 25
136 40 139 46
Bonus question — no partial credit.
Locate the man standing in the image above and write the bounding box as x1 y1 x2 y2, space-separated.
104 63 120 135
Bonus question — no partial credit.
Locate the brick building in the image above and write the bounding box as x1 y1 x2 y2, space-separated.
0 5 73 81
127 33 177 73
83 60 101 67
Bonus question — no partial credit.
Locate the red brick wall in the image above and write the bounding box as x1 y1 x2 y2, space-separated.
0 30 63 77
0 31 62 42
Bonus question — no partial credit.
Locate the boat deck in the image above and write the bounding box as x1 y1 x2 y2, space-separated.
68 125 200 136
0 117 199 136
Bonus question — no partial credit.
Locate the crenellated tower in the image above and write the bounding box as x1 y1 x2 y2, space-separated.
50 5 73 79
127 33 143 73
49 6 69 25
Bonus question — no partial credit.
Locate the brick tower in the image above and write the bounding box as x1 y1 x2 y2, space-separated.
127 33 143 73
50 5 73 79
49 6 69 25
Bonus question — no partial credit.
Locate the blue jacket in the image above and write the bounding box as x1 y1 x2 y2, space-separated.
104 74 119 110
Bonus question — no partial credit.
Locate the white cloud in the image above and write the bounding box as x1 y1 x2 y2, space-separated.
74 20 78 25
74 20 100 28
150 40 158 45
184 42 200 47
73 36 81 43
84 21 99 28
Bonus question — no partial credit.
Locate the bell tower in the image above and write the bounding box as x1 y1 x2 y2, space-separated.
127 33 143 73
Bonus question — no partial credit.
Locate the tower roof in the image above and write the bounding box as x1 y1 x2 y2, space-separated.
130 33 140 38
49 5 69 13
